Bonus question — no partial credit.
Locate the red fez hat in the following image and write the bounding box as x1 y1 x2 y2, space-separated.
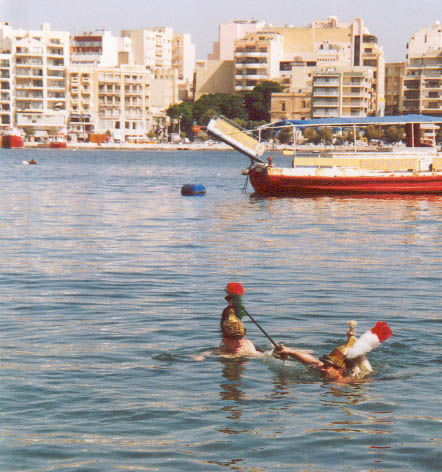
225 282 245 296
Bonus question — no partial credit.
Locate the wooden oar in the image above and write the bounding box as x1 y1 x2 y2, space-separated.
243 308 279 349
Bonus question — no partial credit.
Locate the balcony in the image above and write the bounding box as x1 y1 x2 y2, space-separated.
16 102 44 112
235 51 268 58
313 78 339 86
16 59 43 66
312 111 339 118
15 69 43 78
313 89 338 97
312 100 338 107
235 73 268 80
16 91 43 99
16 81 43 89
16 113 66 126
235 62 267 68
47 49 64 57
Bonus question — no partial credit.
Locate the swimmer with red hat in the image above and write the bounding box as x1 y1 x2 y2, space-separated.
219 282 262 357
191 282 262 361
274 320 393 382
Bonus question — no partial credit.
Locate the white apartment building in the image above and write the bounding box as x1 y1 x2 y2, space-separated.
0 22 70 136
407 21 442 59
172 33 195 84
71 30 122 67
0 35 13 130
209 19 266 61
121 27 173 69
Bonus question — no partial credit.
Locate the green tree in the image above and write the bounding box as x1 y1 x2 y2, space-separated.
166 101 193 136
342 128 361 143
303 127 319 144
384 125 405 143
192 93 246 124
364 125 384 142
318 127 333 145
244 81 284 122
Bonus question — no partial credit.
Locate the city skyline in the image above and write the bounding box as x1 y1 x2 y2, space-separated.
2 0 441 62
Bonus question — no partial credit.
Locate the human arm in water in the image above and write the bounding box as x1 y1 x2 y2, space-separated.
273 344 323 367
273 345 355 382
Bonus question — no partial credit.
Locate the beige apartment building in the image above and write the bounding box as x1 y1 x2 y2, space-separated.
402 21 442 116
92 66 153 142
234 31 283 92
197 17 385 118
385 62 406 115
311 67 374 118
195 19 264 99
68 66 94 140
271 66 375 121
384 21 442 117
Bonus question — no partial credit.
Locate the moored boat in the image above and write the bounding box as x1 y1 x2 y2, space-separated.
49 141 67 149
1 134 24 148
208 115 442 196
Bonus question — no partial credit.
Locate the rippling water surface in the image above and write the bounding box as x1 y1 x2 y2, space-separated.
0 149 441 471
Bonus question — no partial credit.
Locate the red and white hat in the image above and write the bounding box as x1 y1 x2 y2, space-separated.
346 321 393 359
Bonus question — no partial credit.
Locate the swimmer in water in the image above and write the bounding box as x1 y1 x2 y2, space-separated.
273 320 393 383
191 282 262 360
218 282 262 357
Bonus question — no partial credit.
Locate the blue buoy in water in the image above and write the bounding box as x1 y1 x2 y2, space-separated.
181 184 206 196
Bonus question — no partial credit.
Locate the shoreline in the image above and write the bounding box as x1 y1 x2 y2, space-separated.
18 142 430 153
22 142 234 151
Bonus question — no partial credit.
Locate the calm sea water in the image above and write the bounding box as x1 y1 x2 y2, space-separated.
0 148 441 472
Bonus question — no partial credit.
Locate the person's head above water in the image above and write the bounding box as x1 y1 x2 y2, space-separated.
221 316 246 339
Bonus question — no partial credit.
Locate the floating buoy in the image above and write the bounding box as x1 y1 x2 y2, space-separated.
181 184 206 196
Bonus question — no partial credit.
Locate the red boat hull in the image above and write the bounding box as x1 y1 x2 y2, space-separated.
2 135 24 148
249 167 442 196
50 141 67 148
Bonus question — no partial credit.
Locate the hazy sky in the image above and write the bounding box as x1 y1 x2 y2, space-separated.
2 0 441 62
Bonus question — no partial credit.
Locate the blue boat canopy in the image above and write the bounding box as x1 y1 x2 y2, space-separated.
277 114 442 128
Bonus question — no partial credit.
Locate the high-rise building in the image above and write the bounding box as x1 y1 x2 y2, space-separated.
0 22 70 137
385 62 406 115
208 20 266 61
310 66 374 118
71 30 121 67
269 17 385 115
93 66 153 142
121 27 173 69
402 21 442 116
0 32 13 130
67 65 95 141
234 31 283 92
